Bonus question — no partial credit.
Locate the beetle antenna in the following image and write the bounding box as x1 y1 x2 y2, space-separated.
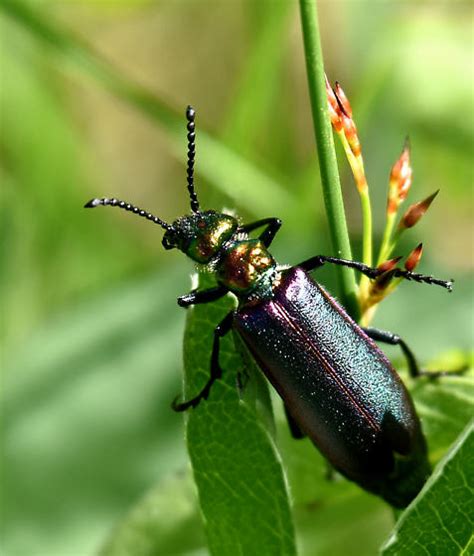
186 105 200 213
84 197 174 232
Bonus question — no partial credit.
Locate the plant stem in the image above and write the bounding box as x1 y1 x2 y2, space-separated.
377 212 397 265
336 131 373 269
358 189 373 297
299 0 359 319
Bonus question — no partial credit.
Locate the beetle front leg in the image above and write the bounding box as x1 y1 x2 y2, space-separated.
177 285 228 308
298 256 452 291
240 217 282 248
172 311 234 411
363 327 466 378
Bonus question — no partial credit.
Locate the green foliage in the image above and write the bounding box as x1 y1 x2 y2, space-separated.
100 473 207 556
2 269 189 556
1 1 473 555
381 420 474 556
182 275 296 555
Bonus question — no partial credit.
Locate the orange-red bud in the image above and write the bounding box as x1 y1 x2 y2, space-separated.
326 75 343 132
405 243 423 272
399 190 439 229
390 139 413 202
341 113 361 157
369 256 402 296
334 81 352 118
326 78 362 158
378 256 402 273
328 103 343 132
387 140 413 215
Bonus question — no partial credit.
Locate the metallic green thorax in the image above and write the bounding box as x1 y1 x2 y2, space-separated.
162 210 278 300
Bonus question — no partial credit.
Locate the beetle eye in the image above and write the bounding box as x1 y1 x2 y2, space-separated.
162 235 175 250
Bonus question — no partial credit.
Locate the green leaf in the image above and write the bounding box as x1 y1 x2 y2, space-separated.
0 0 294 218
181 274 296 556
100 472 207 556
381 419 474 556
3 269 189 556
222 1 291 157
412 373 474 465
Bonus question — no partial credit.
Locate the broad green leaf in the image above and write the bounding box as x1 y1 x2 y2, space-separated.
411 373 474 465
182 275 296 556
0 0 295 217
381 420 474 556
3 269 188 556
223 1 292 158
100 472 207 556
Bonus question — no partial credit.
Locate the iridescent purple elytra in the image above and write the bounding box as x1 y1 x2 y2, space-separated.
235 267 429 508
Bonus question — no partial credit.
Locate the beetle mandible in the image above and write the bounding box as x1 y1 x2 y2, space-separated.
85 106 453 508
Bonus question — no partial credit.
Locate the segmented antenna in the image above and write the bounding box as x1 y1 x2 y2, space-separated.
186 105 200 213
84 197 173 232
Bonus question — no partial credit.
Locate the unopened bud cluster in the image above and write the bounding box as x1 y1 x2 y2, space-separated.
326 77 362 159
326 76 441 324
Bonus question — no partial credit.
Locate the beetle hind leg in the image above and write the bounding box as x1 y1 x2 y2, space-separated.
363 327 467 378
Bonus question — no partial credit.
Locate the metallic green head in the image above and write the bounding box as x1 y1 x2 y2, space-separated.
162 211 238 264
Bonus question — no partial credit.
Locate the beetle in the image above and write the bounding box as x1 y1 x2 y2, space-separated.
85 106 453 508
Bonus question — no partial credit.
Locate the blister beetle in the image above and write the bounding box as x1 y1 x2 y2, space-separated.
85 106 453 508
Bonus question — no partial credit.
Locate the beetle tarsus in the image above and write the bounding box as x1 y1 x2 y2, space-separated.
297 255 453 291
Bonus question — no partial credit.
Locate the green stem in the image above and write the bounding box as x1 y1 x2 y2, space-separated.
377 212 397 265
299 0 359 319
358 189 373 296
336 131 373 268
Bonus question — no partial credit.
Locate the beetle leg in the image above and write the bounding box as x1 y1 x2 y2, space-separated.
363 327 422 377
172 311 234 411
177 285 228 307
240 217 282 248
299 255 377 274
363 327 467 379
298 256 452 291
284 404 306 439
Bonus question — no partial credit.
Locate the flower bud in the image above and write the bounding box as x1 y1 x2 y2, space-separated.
399 190 439 229
369 257 402 298
387 139 412 214
405 243 423 272
334 81 352 118
326 75 343 132
341 113 361 157
378 256 402 273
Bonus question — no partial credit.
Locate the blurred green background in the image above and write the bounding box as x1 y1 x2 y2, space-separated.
1 1 472 555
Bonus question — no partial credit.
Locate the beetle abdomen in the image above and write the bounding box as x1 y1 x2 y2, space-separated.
234 267 429 507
